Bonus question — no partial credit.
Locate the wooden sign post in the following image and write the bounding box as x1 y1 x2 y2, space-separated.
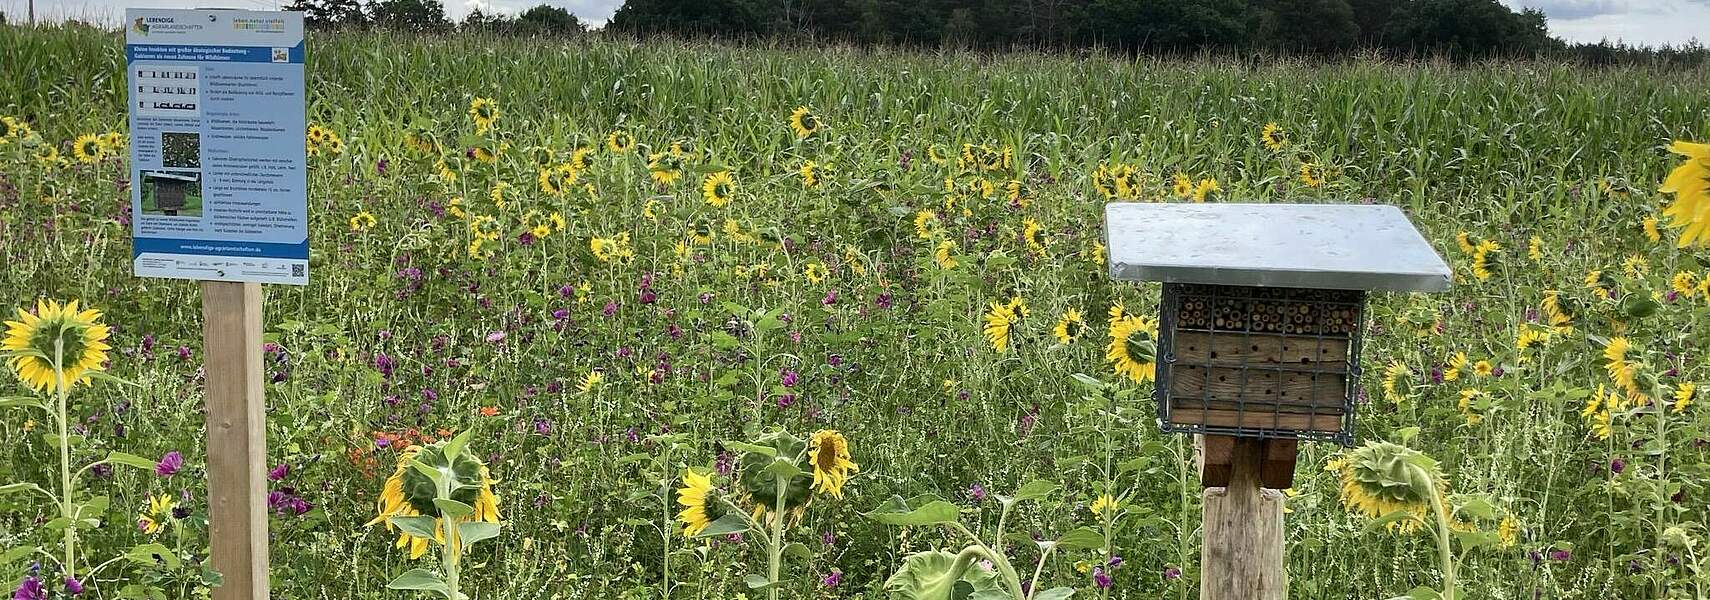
126 9 307 597
1198 435 1286 600
201 282 269 599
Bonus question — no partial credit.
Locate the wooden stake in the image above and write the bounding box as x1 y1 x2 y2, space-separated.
1200 436 1285 600
201 281 269 599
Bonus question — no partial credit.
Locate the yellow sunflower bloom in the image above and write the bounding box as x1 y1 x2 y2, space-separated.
702 171 736 207
1659 140 1710 247
789 106 822 139
468 97 498 133
808 430 858 498
1106 314 1158 383
3 299 111 393
1052 309 1085 344
676 470 719 537
71 134 101 164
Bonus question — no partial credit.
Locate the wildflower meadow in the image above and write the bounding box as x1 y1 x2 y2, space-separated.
3 21 1710 600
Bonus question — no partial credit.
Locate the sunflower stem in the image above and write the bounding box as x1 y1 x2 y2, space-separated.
53 336 77 576
767 470 786 600
438 473 462 600
1424 467 1456 600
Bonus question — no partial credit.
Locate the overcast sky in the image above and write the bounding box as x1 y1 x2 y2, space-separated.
3 0 1702 48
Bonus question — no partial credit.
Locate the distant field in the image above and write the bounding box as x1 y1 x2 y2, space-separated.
2 23 1710 599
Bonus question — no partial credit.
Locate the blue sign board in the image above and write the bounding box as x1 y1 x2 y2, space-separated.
126 9 308 285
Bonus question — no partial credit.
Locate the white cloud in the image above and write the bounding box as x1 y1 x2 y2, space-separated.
1506 0 1709 46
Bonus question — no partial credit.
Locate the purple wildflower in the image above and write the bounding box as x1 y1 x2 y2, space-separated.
268 464 290 481
155 451 183 477
822 570 842 588
63 578 83 596
12 576 43 600
1093 567 1112 588
969 483 987 502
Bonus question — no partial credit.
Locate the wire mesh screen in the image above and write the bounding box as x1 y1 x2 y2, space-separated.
1155 283 1365 444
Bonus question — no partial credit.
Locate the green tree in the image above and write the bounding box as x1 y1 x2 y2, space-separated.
370 0 451 32
515 5 586 35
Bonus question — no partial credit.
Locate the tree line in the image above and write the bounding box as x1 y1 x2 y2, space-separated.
269 0 1707 65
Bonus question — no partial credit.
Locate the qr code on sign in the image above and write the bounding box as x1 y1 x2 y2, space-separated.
291 264 305 277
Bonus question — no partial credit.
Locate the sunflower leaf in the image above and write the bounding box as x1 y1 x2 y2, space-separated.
81 370 140 388
0 482 53 500
390 515 441 539
722 440 778 458
459 521 501 548
434 498 475 519
1362 509 1421 533
386 569 451 597
0 396 46 410
0 546 38 565
125 543 181 570
443 428 474 463
106 451 160 471
1033 587 1076 600
1010 480 1059 503
1052 527 1106 550
691 512 749 538
763 457 804 479
865 495 961 527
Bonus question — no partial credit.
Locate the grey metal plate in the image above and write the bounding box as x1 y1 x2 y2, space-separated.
1104 203 1451 292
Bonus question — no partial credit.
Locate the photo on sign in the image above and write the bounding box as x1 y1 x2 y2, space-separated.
161 131 200 168
140 170 203 218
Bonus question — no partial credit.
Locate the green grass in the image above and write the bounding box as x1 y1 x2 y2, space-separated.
2 22 1710 600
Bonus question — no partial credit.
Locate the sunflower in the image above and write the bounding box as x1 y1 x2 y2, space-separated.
1261 122 1287 151
647 152 682 185
1603 337 1647 405
365 441 501 559
4 299 111 393
1659 140 1710 247
348 211 377 232
789 106 822 139
1111 164 1141 199
605 130 634 154
1089 494 1118 517
538 164 578 196
1091 163 1116 199
1052 309 1086 344
799 160 819 188
97 132 124 154
1022 218 1048 254
676 470 722 537
1498 515 1520 548
804 262 828 284
1193 178 1220 202
468 97 498 133
34 145 62 167
1381 361 1410 404
808 430 858 498
446 197 466 220
137 494 175 535
1330 441 1445 534
1541 291 1574 332
1457 389 1486 425
72 134 101 164
702 171 736 207
926 144 950 165
435 160 458 183
1171 172 1193 199
1299 163 1326 188
982 297 1027 353
471 145 497 164
1673 382 1697 414
1470 240 1500 281
1105 314 1158 383
578 370 603 393
1527 236 1544 262
1672 272 1699 298
1443 351 1467 381
934 240 959 270
0 115 19 139
1644 216 1662 243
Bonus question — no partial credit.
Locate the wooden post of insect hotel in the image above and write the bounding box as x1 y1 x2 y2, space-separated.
201 281 270 598
1104 203 1450 599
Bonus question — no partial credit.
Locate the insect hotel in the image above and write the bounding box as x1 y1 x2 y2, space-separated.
147 171 198 216
1105 202 1449 599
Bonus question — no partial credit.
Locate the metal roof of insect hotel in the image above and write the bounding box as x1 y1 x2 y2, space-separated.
1104 203 1451 292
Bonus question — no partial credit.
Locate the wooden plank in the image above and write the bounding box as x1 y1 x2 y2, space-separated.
1260 439 1299 489
202 281 270 600
1196 435 1235 488
1169 397 1346 415
1168 364 1349 406
1201 438 1285 600
1169 408 1343 433
1172 331 1349 373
